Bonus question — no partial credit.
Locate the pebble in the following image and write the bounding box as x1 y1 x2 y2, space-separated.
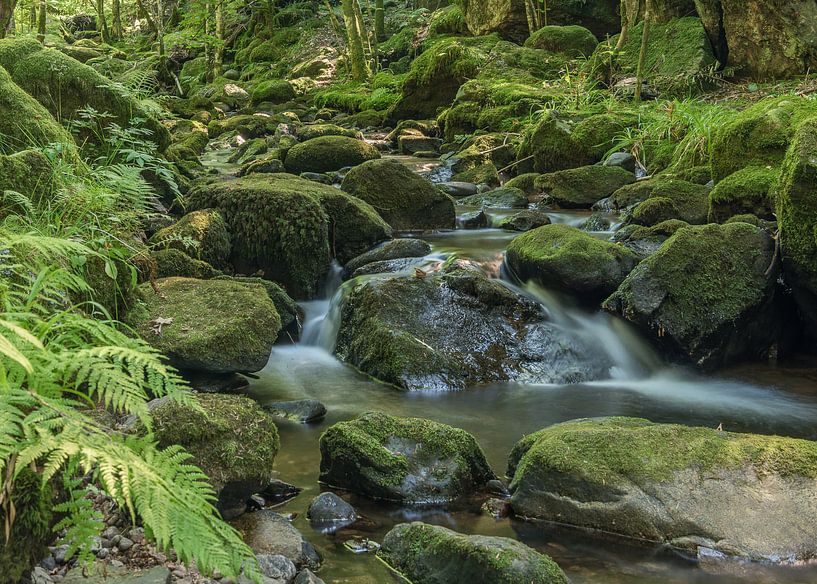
118 537 134 551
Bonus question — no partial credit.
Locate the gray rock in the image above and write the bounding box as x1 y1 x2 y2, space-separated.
264 400 326 423
344 239 431 276
299 172 333 185
351 257 427 279
497 210 551 232
438 182 478 198
31 567 53 584
258 479 302 506
232 511 321 569
256 554 297 583
458 209 489 229
62 566 171 584
307 493 357 532
117 537 133 552
293 570 325 584
456 187 528 209
603 151 637 173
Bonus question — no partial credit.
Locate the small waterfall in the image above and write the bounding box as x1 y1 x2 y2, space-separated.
300 262 344 348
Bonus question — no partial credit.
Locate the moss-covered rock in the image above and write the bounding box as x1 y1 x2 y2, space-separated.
628 179 710 225
150 209 231 270
341 159 455 231
344 238 432 277
456 186 528 209
0 65 76 153
0 38 169 149
503 173 540 195
214 275 300 340
319 412 495 503
251 79 296 105
497 209 552 232
708 166 777 223
297 123 362 141
429 5 469 36
153 248 222 279
149 393 279 519
508 416 817 561
0 150 54 205
604 223 783 369
207 114 280 139
379 522 568 584
453 0 529 42
524 25 598 56
128 277 280 373
451 162 500 187
536 165 635 209
335 263 611 390
506 224 639 302
284 135 380 175
612 219 689 259
710 96 817 182
776 116 817 339
0 468 53 584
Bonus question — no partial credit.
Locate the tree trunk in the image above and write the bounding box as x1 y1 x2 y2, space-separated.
112 0 122 39
135 0 157 33
96 0 109 42
156 0 165 56
353 0 371 64
342 0 369 81
0 0 17 39
634 0 651 102
524 0 536 35
37 0 45 42
29 3 36 31
214 0 224 77
204 1 213 82
374 0 383 42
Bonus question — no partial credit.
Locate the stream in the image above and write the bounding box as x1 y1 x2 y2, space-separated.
204 145 817 583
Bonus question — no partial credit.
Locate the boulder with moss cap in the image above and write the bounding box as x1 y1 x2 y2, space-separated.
150 209 231 270
509 416 817 562
319 412 496 503
708 166 777 223
379 522 568 584
536 165 636 209
284 135 380 175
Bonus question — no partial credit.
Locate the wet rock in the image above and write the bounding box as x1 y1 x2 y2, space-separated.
299 172 333 185
293 570 325 584
233 511 321 569
536 165 635 209
580 212 613 232
335 263 611 390
264 400 327 423
613 219 689 260
398 131 442 155
307 493 357 532
437 182 479 198
341 159 456 231
604 223 782 369
258 479 302 507
497 210 551 232
344 239 432 276
456 186 528 209
284 136 381 175
319 412 496 503
458 209 490 229
483 498 511 519
127 277 280 374
351 257 428 278
708 166 777 223
379 522 568 583
256 554 297 583
508 417 817 563
604 152 637 173
506 225 639 303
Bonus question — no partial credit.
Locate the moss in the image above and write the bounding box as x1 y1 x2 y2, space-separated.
613 219 689 244
709 166 777 223
207 114 280 139
509 417 817 490
666 165 712 185
0 38 169 149
630 179 711 225
451 162 500 186
535 165 636 208
504 173 540 195
341 158 454 231
284 135 381 174
298 124 362 141
214 275 300 335
457 186 528 209
506 224 639 301
379 522 568 584
429 5 468 36
630 196 679 226
710 96 817 182
251 79 296 105
150 393 279 490
0 468 53 584
0 65 76 151
517 112 590 174
151 209 231 270
571 112 639 161
319 411 495 501
153 248 222 279
128 277 280 372
524 25 599 57
0 150 54 205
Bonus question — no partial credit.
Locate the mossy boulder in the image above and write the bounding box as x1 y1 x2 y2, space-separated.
0 468 53 583
319 412 495 503
297 124 362 141
612 219 689 259
498 210 552 232
150 209 231 270
0 150 54 205
777 116 817 339
187 174 390 297
524 25 598 57
710 96 817 182
341 159 455 231
536 165 635 209
150 393 280 519
604 223 783 369
0 65 75 152
335 263 611 390
451 162 501 187
128 277 280 373
379 522 568 584
708 166 777 223
453 0 529 42
628 179 710 225
251 79 296 105
0 38 169 148
508 416 817 561
456 186 528 209
284 136 380 175
214 275 300 340
506 224 639 303
208 114 280 139
152 248 222 279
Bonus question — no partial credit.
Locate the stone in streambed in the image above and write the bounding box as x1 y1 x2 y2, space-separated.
497 210 552 232
508 416 817 563
294 570 325 584
284 135 380 175
351 257 428 278
264 400 327 423
378 522 568 584
233 510 321 569
307 492 357 532
456 186 528 209
438 182 479 198
458 209 490 229
256 554 297 584
535 165 636 209
344 238 432 277
319 412 496 503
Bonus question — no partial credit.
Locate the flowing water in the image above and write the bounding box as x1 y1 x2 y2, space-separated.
208 150 817 582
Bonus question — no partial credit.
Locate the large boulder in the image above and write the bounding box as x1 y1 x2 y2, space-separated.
710 96 817 182
604 223 783 369
0 150 54 204
0 65 75 152
524 25 599 57
284 135 380 175
506 224 639 303
536 165 636 208
334 263 612 390
127 277 280 373
508 417 817 562
187 174 390 298
0 38 169 148
150 209 231 270
319 412 496 503
379 522 568 584
708 166 777 223
232 510 321 568
341 159 455 230
777 117 817 339
628 179 710 225
150 394 280 519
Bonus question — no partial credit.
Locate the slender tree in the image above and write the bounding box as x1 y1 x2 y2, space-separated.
36 0 45 42
156 0 165 56
0 0 17 38
342 0 369 80
213 0 224 77
634 0 651 102
374 0 383 41
96 0 110 42
112 0 122 39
